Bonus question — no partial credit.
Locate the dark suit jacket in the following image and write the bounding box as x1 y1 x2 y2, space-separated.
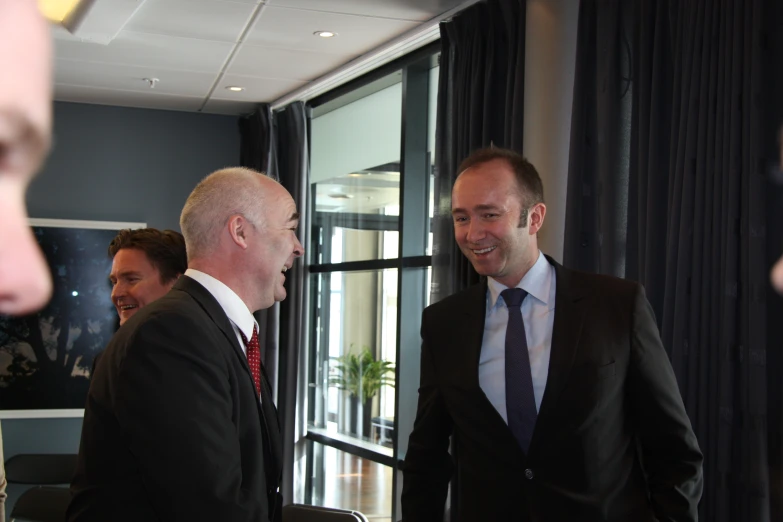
401 257 703 522
68 276 283 522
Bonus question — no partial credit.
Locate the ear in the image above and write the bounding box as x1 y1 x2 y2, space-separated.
528 203 546 235
228 215 250 249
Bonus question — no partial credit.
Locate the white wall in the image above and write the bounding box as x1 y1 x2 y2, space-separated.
523 0 580 262
311 83 402 183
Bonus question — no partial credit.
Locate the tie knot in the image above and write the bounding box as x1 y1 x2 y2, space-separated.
501 288 528 308
240 325 259 347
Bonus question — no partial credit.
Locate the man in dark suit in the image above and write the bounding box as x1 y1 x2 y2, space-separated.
68 167 304 522
401 148 703 522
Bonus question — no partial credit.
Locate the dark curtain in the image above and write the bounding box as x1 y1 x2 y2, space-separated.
432 0 526 519
239 104 281 396
239 104 276 175
431 0 527 304
564 1 778 520
274 102 309 506
238 102 310 506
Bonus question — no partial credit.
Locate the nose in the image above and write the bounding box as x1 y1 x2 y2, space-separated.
293 235 304 258
0 197 52 315
111 280 126 303
465 220 486 243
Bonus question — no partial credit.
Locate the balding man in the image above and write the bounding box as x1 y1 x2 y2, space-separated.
68 168 304 522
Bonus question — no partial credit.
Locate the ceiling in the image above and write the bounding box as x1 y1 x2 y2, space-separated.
51 0 467 116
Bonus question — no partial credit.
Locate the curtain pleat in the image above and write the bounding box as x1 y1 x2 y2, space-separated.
564 1 777 519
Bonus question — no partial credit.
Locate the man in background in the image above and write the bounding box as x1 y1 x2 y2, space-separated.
401 148 703 521
69 168 304 522
108 228 187 325
0 1 54 519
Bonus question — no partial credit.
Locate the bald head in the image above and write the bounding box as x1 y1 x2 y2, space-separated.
180 167 276 260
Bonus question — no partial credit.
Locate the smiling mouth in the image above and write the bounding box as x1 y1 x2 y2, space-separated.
119 304 138 312
472 246 497 255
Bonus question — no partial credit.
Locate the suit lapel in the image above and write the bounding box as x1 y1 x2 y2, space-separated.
174 277 252 378
532 259 587 449
459 281 489 387
174 276 283 484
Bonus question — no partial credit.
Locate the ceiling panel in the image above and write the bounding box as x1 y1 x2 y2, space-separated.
245 6 419 56
124 0 255 42
54 59 216 97
54 84 204 112
266 0 467 22
54 31 234 73
212 74 309 102
228 45 351 81
50 0 462 113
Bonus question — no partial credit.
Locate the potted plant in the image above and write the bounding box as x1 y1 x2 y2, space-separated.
329 347 395 438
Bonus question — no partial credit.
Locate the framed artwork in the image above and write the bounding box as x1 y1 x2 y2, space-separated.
0 219 145 418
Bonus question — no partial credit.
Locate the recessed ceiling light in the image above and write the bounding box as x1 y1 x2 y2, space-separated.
39 0 83 23
315 31 337 38
226 86 244 92
328 193 353 199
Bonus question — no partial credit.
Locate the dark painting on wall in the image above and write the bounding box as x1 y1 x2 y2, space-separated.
0 219 144 418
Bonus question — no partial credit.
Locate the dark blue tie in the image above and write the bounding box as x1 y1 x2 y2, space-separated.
501 288 537 453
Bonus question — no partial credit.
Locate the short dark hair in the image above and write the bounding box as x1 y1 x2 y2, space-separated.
108 229 187 283
457 148 545 226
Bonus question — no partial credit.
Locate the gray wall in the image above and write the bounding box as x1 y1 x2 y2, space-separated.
523 0 579 263
4 101 239 517
27 101 240 229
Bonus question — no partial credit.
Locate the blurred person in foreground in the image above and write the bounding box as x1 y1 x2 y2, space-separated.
0 1 54 520
68 168 304 522
108 228 187 325
773 130 783 293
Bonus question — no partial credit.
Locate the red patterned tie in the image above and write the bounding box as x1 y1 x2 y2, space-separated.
239 326 262 395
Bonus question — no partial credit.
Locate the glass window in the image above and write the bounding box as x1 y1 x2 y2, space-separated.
299 54 440 519
310 270 397 446
311 79 402 264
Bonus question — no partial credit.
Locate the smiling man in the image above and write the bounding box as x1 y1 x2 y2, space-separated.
108 228 187 325
69 167 304 522
401 147 703 522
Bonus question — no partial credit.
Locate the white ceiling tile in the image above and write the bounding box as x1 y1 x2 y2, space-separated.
54 31 234 73
200 99 259 116
213 75 309 102
54 84 204 113
54 59 217 97
125 0 255 42
246 6 419 56
228 45 351 81
266 0 468 22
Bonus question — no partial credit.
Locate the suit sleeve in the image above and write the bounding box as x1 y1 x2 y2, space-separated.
400 310 454 522
113 313 264 522
628 285 703 522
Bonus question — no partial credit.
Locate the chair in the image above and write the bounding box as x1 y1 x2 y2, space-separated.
4 454 78 522
282 504 370 522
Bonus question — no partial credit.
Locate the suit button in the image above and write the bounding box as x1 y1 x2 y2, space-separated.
524 468 534 480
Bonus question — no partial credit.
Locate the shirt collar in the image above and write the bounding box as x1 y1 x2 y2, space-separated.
487 251 553 311
184 269 258 341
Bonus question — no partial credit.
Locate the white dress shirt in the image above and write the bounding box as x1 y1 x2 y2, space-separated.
184 269 258 358
479 251 556 422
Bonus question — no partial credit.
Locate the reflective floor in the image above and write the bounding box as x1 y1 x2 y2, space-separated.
310 444 393 521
